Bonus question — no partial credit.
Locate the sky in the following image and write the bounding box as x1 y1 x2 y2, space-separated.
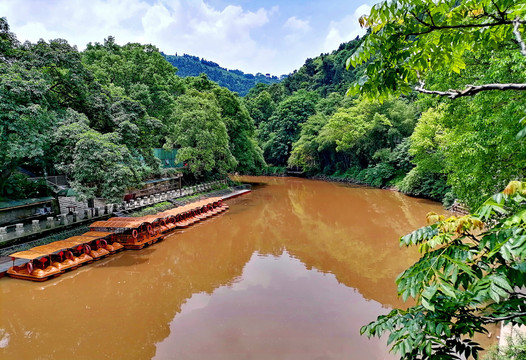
0 0 374 76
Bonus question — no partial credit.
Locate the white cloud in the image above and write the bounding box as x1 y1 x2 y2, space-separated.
284 16 310 32
0 0 373 75
323 3 371 53
139 1 274 73
2 0 277 73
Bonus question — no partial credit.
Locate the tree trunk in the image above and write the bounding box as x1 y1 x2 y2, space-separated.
0 166 13 197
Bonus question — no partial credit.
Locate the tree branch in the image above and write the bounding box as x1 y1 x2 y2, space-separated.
481 312 526 324
408 18 523 37
415 82 526 99
490 0 504 18
513 17 526 57
425 9 436 27
409 11 432 28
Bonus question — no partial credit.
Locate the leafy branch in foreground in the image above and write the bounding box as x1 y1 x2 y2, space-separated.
361 181 526 359
347 0 526 101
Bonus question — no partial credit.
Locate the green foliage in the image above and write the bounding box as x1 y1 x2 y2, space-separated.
0 19 265 201
244 88 276 125
262 166 287 175
362 181 526 359
55 126 139 202
166 90 237 178
0 61 52 194
484 333 526 360
288 114 329 173
406 53 526 209
398 166 451 204
213 87 265 174
283 39 363 96
163 53 280 96
259 89 319 165
318 96 417 176
347 0 526 100
2 173 50 199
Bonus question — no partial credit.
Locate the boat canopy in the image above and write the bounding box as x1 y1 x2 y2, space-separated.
90 219 152 232
10 233 103 259
31 243 69 254
10 250 49 260
81 231 113 238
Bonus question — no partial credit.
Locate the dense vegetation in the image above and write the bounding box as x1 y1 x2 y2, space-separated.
0 18 263 203
244 27 525 211
344 1 526 359
163 53 281 96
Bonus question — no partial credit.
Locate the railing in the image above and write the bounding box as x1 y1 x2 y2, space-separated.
0 179 230 245
29 175 69 187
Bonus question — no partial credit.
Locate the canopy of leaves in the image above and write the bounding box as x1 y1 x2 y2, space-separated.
407 44 526 209
258 89 319 165
165 90 237 178
347 0 526 101
0 18 264 201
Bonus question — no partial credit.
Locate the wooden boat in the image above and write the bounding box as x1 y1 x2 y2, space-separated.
90 218 164 250
58 236 108 261
7 251 63 282
82 231 124 253
50 238 95 267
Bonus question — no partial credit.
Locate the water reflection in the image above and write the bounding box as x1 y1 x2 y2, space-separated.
0 177 446 359
154 252 395 360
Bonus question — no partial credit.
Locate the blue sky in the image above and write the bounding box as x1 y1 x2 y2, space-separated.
0 0 374 75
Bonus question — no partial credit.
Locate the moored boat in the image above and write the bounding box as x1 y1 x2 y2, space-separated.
82 231 124 253
90 218 164 250
7 251 63 282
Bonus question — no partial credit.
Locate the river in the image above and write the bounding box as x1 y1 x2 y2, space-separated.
0 176 450 359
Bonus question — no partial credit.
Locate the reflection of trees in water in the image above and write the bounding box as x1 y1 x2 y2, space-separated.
247 177 442 308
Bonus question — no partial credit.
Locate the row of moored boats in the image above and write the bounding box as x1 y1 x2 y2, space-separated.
7 197 228 281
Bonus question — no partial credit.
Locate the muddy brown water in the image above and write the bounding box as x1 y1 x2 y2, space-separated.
0 177 452 359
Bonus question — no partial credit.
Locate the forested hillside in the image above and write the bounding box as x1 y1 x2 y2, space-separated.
0 18 264 203
245 34 526 211
163 54 281 96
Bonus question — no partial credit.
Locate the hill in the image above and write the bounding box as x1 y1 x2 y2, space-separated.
163 53 282 96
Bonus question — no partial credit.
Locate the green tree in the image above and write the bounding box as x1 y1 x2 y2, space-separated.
244 89 276 125
0 62 52 196
318 97 416 168
165 90 237 178
213 87 265 174
347 0 526 101
362 181 526 359
259 90 319 165
350 3 526 357
52 109 143 202
288 114 329 172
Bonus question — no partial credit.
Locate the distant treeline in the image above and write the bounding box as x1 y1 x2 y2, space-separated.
163 53 281 96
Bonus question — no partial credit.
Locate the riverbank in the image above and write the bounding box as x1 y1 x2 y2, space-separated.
289 172 468 214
